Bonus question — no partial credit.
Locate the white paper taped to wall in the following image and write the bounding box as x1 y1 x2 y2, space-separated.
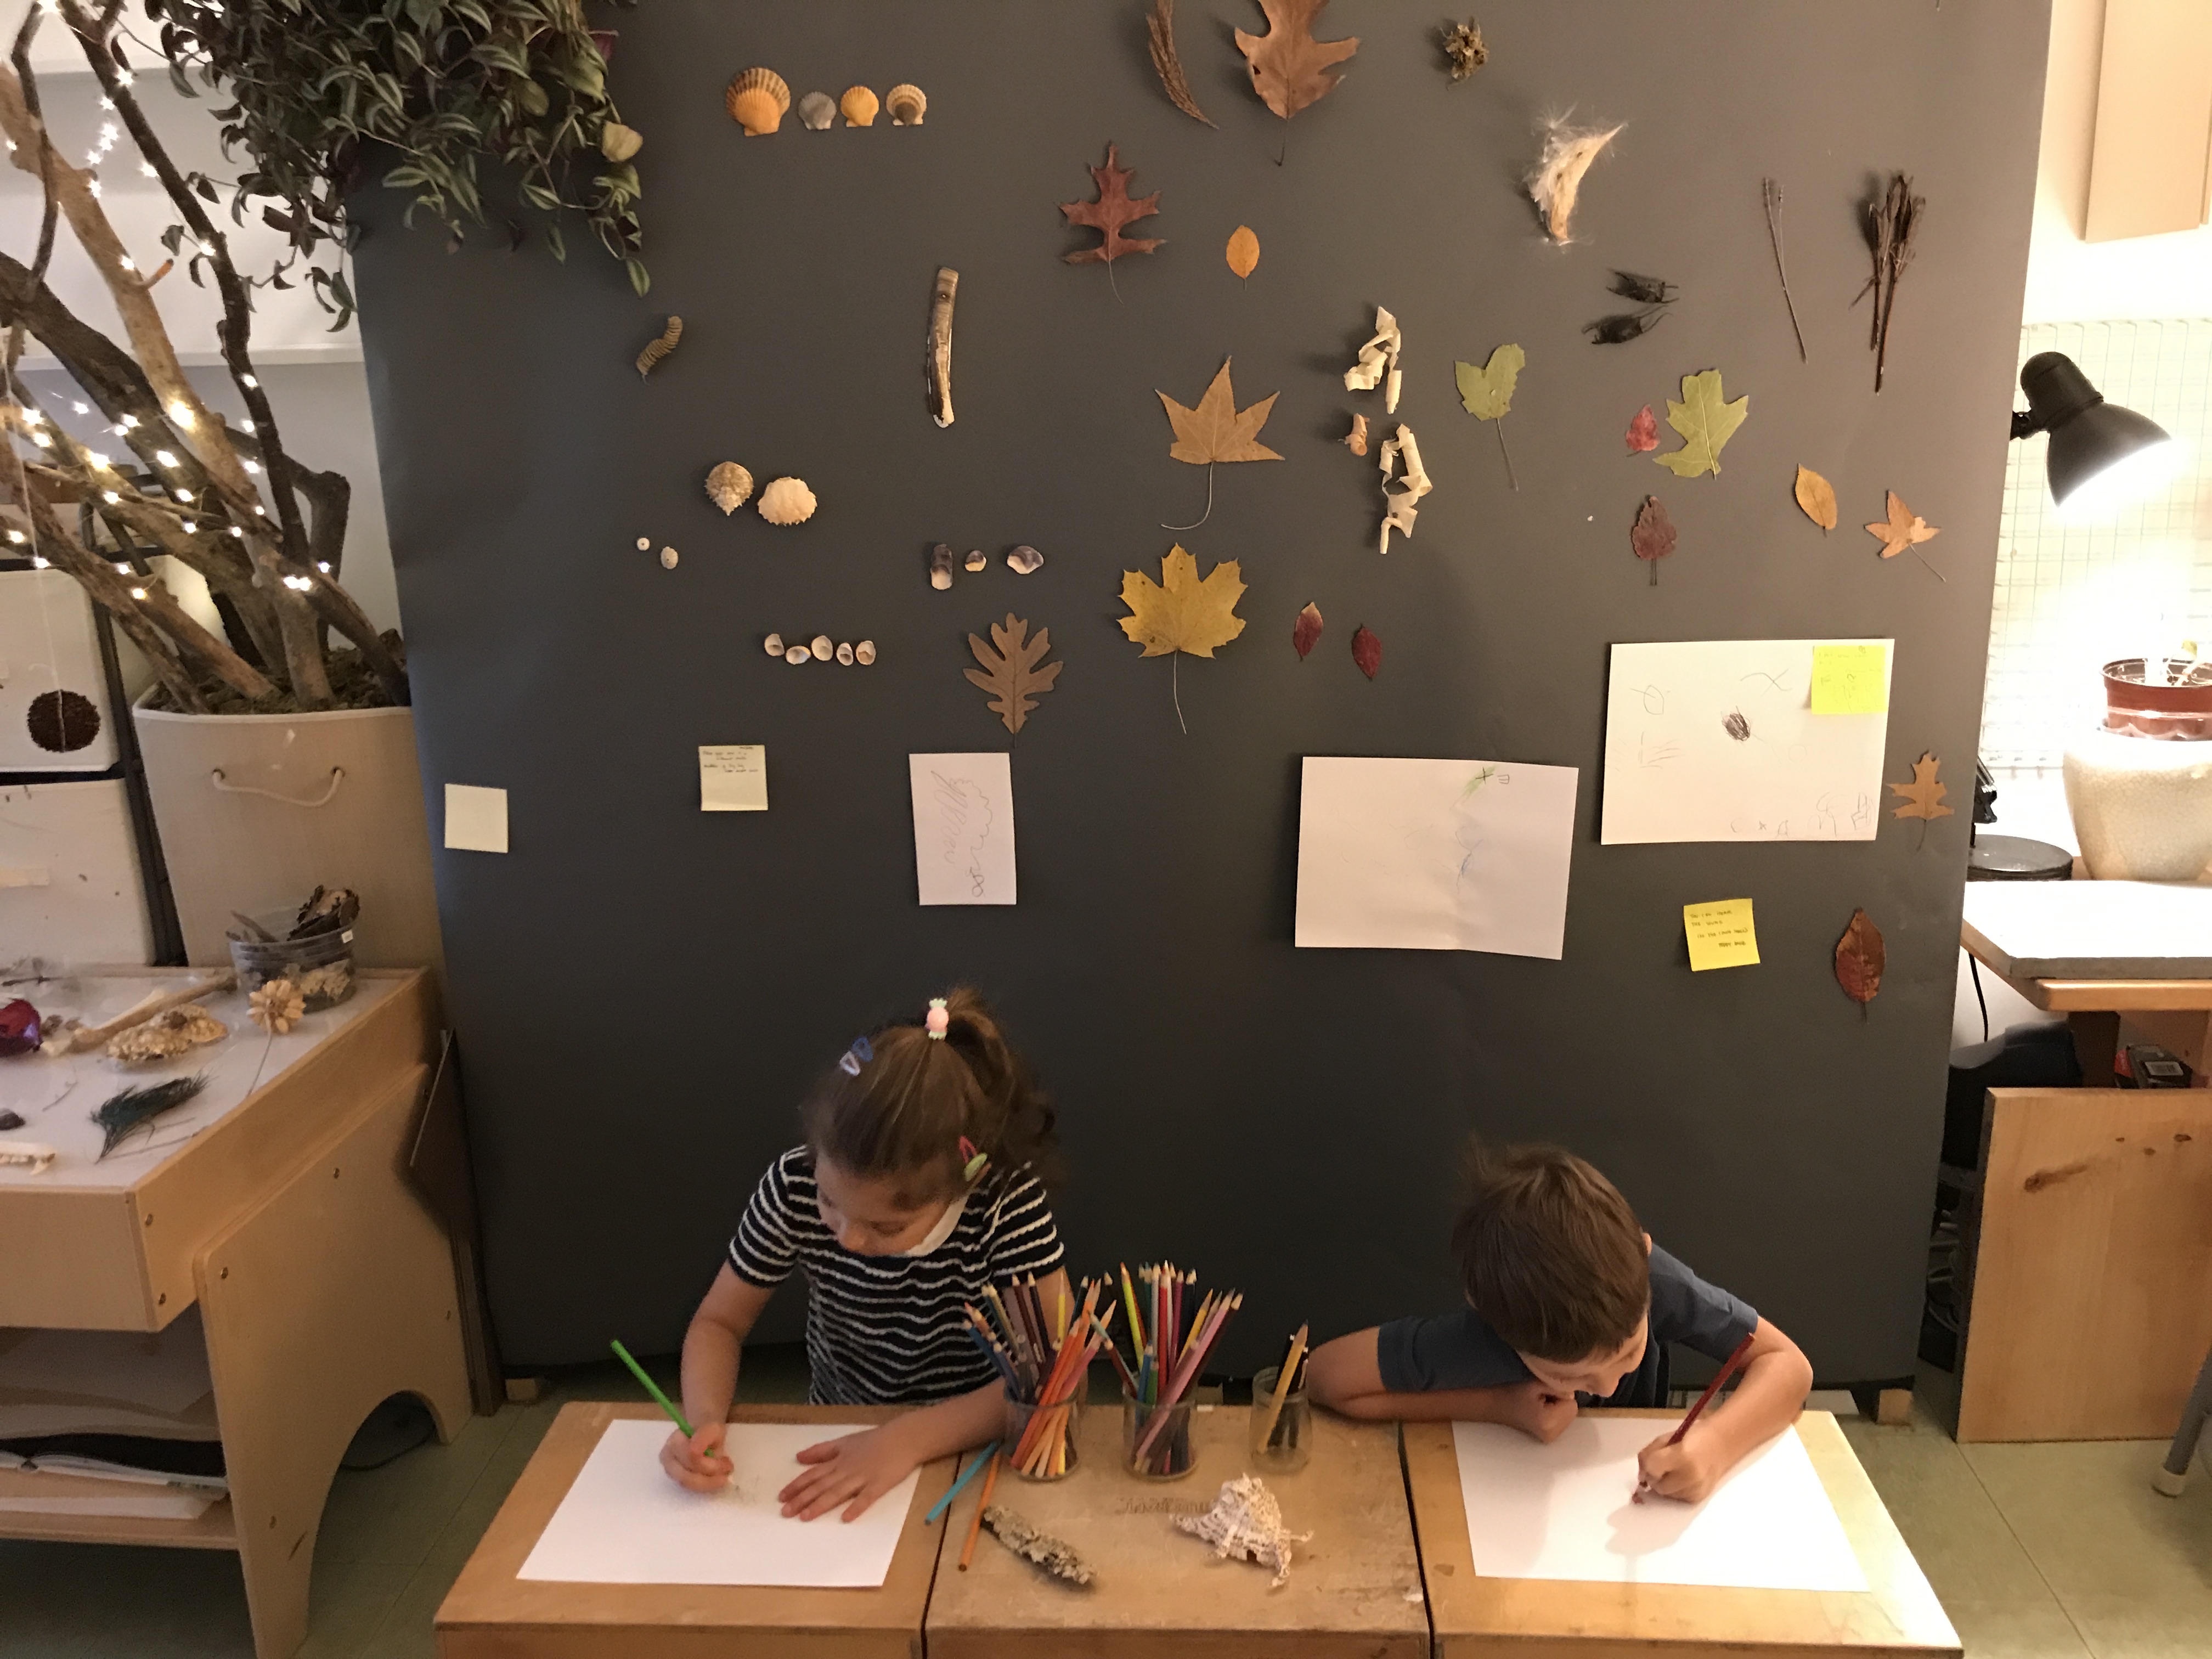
443 783 509 854
1600 640 1893 844
519 1419 918 1587
909 753 1015 905
1295 757 1579 958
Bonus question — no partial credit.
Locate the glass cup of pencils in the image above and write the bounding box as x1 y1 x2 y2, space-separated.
1249 1364 1311 1474
1122 1392 1198 1480
1006 1395 1082 1481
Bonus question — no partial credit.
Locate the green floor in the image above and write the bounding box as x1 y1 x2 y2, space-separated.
5 1357 2210 1658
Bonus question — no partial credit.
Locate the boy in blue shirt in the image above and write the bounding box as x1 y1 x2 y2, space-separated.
1307 1141 1813 1502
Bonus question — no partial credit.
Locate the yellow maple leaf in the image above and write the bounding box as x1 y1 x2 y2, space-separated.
1889 751 1954 822
1118 545 1246 658
1157 357 1282 465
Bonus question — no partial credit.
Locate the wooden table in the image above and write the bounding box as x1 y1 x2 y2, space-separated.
436 1402 957 1658
926 1403 1427 1659
0 968 471 1659
1403 1410 1958 1659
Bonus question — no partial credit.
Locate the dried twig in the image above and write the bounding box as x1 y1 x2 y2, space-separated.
1146 0 1215 127
1760 178 1806 362
1857 173 1923 393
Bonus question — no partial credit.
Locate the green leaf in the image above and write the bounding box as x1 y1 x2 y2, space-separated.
1454 344 1525 422
625 257 650 297
1654 369 1750 479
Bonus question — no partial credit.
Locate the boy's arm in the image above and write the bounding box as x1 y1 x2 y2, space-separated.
1307 1327 1578 1441
662 1264 776 1491
1636 1317 1813 1502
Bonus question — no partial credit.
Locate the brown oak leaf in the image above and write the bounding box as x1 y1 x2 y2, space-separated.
1060 144 1163 266
1351 624 1382 679
1235 0 1359 120
1889 752 1954 822
963 614 1063 734
1158 358 1282 465
1834 908 1885 1006
1293 601 1323 659
1865 490 1939 558
1631 495 1676 584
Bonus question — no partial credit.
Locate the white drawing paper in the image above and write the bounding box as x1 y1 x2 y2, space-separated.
699 744 768 811
1601 640 1894 844
443 783 509 853
518 1419 918 1588
1452 1417 1867 1592
909 753 1015 906
1294 757 1579 959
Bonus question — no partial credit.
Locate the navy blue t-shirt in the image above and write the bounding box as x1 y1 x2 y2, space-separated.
1375 1244 1758 1408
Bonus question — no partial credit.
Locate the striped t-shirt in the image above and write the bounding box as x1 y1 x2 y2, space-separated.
727 1146 1065 1406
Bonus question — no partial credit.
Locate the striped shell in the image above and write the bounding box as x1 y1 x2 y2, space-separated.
727 67 790 134
839 85 879 127
706 462 754 514
798 91 837 130
886 83 926 125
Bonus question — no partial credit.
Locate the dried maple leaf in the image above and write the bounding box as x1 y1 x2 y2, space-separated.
964 614 1063 735
1625 404 1659 454
1632 495 1675 585
1866 491 1939 558
1653 369 1748 479
1235 0 1359 121
1158 358 1283 465
1060 144 1163 266
1834 908 1885 1007
1351 624 1382 679
1120 546 1247 658
1889 752 1954 822
1293 601 1323 659
1226 225 1260 280
1794 465 1838 533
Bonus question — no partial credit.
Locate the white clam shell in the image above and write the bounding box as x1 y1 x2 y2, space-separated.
757 476 817 526
785 645 810 664
855 640 877 665
810 635 834 661
764 633 785 657
836 642 855 665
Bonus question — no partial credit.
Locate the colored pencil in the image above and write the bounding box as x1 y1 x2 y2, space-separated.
958 1449 1001 1570
610 1339 726 1464
924 1440 1000 1525
1668 1331 1758 1444
1253 1323 1308 1452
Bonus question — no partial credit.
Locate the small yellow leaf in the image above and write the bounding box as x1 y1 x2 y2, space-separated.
1794 465 1838 533
1226 224 1260 280
1118 545 1247 659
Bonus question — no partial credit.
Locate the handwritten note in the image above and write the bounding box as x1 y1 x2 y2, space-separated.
698 745 767 811
1684 898 1759 970
1810 644 1891 714
909 753 1016 906
443 783 508 854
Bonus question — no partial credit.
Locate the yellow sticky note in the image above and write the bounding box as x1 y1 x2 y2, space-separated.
1684 899 1759 971
1810 644 1889 714
443 783 508 854
699 744 768 811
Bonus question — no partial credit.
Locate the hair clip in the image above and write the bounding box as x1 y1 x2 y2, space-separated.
926 998 950 1040
960 1135 989 1182
837 1034 874 1076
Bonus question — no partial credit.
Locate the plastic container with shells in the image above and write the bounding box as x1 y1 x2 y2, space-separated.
225 911 357 1012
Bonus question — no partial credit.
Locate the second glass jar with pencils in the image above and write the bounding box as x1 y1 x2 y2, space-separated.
1122 1391 1198 1480
1249 1363 1311 1473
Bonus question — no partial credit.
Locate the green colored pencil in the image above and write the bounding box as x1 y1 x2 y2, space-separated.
610 1339 724 1462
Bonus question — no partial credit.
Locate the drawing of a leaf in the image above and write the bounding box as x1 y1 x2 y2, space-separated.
963 614 1063 734
1454 343 1524 421
1794 465 1838 533
1654 369 1748 478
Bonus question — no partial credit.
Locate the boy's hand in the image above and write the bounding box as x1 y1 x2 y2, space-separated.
1500 1381 1578 1443
1636 1424 1725 1503
781 1421 920 1522
660 1423 730 1492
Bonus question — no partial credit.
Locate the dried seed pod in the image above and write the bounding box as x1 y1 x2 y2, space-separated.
706 462 755 514
798 91 836 129
599 121 643 162
886 83 926 125
635 315 682 379
757 477 817 525
1344 413 1369 455
659 546 679 569
964 549 987 572
1006 544 1044 574
929 543 957 590
810 634 834 661
785 645 810 664
839 85 879 127
763 633 785 657
836 642 855 665
855 640 877 664
727 67 791 134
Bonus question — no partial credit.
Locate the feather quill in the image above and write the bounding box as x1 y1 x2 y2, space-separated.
93 1076 207 1160
1526 119 1622 242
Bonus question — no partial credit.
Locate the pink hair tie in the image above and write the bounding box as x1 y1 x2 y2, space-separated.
925 997 950 1040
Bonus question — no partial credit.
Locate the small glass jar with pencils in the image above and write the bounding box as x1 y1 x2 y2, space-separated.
1104 1261 1240 1481
963 1276 1111 1483
1250 1324 1311 1474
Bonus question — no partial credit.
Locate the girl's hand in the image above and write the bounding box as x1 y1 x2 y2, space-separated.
780 1422 919 1522
1635 1424 1726 1503
660 1422 730 1492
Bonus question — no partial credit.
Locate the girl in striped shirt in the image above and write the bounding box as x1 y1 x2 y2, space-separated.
660 988 1068 1521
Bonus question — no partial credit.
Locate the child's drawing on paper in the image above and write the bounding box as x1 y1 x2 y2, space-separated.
908 754 1017 905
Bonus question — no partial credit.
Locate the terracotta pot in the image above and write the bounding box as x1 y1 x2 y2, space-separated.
132 698 444 973
2102 657 2212 741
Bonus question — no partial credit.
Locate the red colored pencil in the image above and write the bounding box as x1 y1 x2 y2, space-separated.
1668 1331 1757 1445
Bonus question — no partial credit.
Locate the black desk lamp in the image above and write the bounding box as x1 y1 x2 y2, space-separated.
2009 351 2173 510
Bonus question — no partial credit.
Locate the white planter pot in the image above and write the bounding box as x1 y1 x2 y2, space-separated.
2063 726 2212 883
133 698 445 973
